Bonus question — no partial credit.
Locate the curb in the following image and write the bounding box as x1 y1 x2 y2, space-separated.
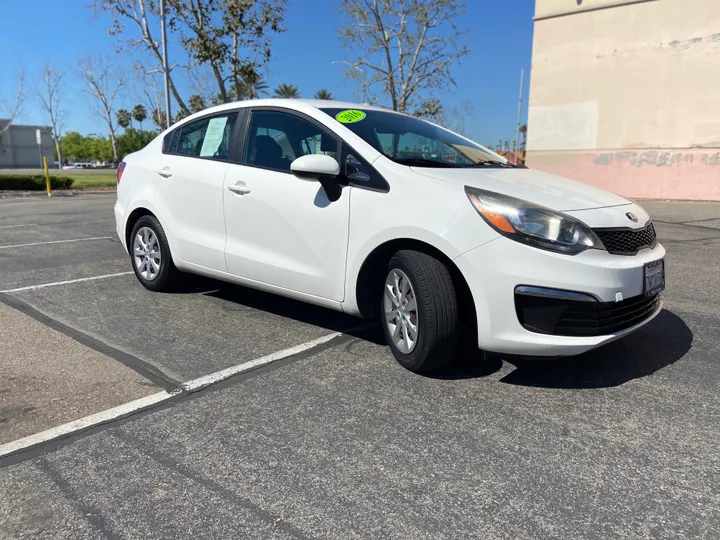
0 189 116 199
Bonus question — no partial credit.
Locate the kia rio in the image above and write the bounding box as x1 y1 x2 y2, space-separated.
114 99 665 373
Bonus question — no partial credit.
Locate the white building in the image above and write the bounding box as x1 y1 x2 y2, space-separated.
0 121 56 169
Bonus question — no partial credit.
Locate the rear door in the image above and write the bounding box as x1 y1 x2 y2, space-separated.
222 108 350 301
155 110 240 271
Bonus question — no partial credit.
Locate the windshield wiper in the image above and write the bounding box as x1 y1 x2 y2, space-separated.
392 157 463 168
466 160 516 168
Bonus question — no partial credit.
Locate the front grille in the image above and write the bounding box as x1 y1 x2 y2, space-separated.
515 292 661 337
594 223 657 255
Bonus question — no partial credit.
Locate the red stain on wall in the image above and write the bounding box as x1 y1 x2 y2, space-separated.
528 150 720 200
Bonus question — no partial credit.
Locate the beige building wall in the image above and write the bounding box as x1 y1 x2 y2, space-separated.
526 0 720 200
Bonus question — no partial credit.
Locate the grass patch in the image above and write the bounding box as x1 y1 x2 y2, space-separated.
66 174 117 188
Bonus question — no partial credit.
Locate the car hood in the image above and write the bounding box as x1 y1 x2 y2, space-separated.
410 167 630 212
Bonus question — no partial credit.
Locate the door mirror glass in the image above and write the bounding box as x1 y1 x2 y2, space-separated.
290 154 340 182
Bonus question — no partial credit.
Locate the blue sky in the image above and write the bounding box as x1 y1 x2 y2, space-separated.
0 0 535 147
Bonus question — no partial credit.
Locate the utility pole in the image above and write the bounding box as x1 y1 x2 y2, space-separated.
160 0 172 128
514 68 525 165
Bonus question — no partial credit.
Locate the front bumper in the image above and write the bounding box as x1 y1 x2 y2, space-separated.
453 237 666 356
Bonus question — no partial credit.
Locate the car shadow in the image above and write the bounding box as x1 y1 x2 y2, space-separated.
497 309 692 389
167 276 691 387
169 274 387 345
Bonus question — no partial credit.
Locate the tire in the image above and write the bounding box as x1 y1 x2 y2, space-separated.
129 215 179 292
381 250 460 373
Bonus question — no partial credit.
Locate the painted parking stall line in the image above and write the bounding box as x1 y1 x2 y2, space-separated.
181 332 345 392
0 223 39 229
1 272 134 294
0 390 178 460
0 331 348 462
0 236 113 250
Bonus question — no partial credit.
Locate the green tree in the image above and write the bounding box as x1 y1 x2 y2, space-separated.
132 104 147 130
59 132 90 161
313 88 333 100
116 108 132 130
117 127 158 159
166 0 287 104
274 83 300 99
337 0 469 112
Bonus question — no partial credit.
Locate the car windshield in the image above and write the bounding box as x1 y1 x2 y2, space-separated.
320 108 511 168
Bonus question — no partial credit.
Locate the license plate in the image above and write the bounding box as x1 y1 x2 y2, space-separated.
644 259 665 297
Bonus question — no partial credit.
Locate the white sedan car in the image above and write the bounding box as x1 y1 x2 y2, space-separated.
114 99 665 373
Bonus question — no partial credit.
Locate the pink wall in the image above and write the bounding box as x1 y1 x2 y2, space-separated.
527 150 720 201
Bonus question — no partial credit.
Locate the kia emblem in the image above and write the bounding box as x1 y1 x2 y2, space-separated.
626 212 639 223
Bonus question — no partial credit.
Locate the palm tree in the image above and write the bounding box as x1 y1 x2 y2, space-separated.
273 83 300 99
189 94 207 113
116 109 132 130
151 109 168 131
240 75 269 100
314 89 333 100
174 109 191 123
132 104 147 131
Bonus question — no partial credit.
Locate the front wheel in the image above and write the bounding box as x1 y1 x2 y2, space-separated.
381 250 460 373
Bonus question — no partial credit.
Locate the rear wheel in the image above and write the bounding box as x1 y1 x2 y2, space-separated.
381 250 460 373
130 215 178 292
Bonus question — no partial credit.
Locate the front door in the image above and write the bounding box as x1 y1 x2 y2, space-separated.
223 109 350 301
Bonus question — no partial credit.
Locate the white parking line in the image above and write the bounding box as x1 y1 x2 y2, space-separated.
0 331 347 460
0 223 38 229
0 390 178 459
0 236 112 250
1 272 134 293
181 331 344 392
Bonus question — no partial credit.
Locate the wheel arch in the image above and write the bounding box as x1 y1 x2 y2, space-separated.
351 238 477 330
125 207 157 250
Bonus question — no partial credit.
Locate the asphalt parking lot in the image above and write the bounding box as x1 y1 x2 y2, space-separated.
1 193 719 539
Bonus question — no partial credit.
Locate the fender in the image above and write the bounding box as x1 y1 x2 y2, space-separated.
342 226 467 316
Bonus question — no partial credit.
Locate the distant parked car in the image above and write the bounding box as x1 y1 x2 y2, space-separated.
114 99 666 373
62 162 91 169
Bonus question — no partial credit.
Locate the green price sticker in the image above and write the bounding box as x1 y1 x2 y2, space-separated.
336 110 366 124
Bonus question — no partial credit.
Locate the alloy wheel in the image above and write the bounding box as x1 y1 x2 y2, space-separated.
383 269 419 354
133 227 162 281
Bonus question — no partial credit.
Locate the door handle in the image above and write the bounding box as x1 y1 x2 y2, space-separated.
156 167 172 178
227 182 251 195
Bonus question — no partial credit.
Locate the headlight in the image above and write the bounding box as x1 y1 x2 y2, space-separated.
465 186 605 255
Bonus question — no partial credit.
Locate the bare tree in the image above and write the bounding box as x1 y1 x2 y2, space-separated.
337 0 469 113
36 63 65 166
93 0 189 113
77 56 126 162
0 67 25 138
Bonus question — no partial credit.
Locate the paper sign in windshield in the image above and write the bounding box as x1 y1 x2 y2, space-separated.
336 110 366 124
200 117 229 157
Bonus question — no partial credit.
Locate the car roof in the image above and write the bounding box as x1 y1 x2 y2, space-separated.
183 99 405 120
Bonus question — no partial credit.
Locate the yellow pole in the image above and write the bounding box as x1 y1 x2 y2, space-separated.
43 156 51 197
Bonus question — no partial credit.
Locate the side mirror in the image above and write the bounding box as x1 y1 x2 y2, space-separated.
290 154 340 182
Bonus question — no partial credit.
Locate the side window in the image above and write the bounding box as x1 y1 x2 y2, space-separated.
244 110 338 173
174 112 237 160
